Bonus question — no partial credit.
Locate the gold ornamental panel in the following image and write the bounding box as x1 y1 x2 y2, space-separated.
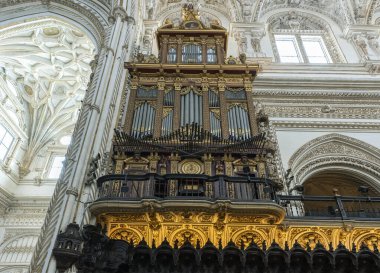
97 209 380 251
179 159 204 174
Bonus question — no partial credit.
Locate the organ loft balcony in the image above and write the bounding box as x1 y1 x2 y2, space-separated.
90 124 286 225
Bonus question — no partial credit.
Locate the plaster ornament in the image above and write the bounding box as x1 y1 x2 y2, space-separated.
251 37 262 53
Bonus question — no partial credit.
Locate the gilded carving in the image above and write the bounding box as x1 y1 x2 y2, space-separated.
166 225 180 237
293 232 328 250
235 231 265 246
111 214 146 222
358 234 380 251
110 228 141 245
228 215 264 224
171 229 205 247
200 214 214 222
161 212 175 222
179 160 203 174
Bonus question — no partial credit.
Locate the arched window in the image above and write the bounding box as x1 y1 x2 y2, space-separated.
269 11 344 63
0 124 14 161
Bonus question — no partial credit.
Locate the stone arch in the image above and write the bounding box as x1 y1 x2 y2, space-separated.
256 4 349 31
0 1 109 49
0 234 39 264
289 134 380 194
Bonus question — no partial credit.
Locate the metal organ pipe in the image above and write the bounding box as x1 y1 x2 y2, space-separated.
227 110 232 138
184 93 188 125
232 106 239 138
181 95 184 126
199 95 203 125
243 109 250 139
131 102 156 138
149 106 155 136
237 107 244 139
190 91 195 123
180 90 203 127
140 103 146 137
162 110 173 135
239 107 246 140
168 111 173 133
233 106 239 139
210 112 213 135
135 104 143 137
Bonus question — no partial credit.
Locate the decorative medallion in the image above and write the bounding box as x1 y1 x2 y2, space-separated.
180 160 204 174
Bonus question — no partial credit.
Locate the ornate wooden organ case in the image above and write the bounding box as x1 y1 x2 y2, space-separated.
94 4 283 248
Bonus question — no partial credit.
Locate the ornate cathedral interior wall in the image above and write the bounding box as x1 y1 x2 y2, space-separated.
0 0 379 272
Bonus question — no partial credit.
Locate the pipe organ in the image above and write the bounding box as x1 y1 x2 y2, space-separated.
93 4 283 251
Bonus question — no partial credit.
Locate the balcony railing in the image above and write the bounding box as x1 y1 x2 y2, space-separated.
96 173 276 201
277 194 380 220
95 174 380 221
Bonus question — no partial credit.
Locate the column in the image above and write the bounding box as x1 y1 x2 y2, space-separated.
124 82 138 133
161 36 169 63
34 8 137 273
218 78 229 139
153 78 165 137
177 36 183 64
202 77 210 131
244 76 258 135
201 36 207 63
173 78 182 131
216 37 224 64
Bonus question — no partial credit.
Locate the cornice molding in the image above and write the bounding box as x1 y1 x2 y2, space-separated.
263 105 380 120
272 120 380 130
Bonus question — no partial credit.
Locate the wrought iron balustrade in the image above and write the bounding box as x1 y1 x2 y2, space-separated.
277 194 380 220
96 173 276 201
